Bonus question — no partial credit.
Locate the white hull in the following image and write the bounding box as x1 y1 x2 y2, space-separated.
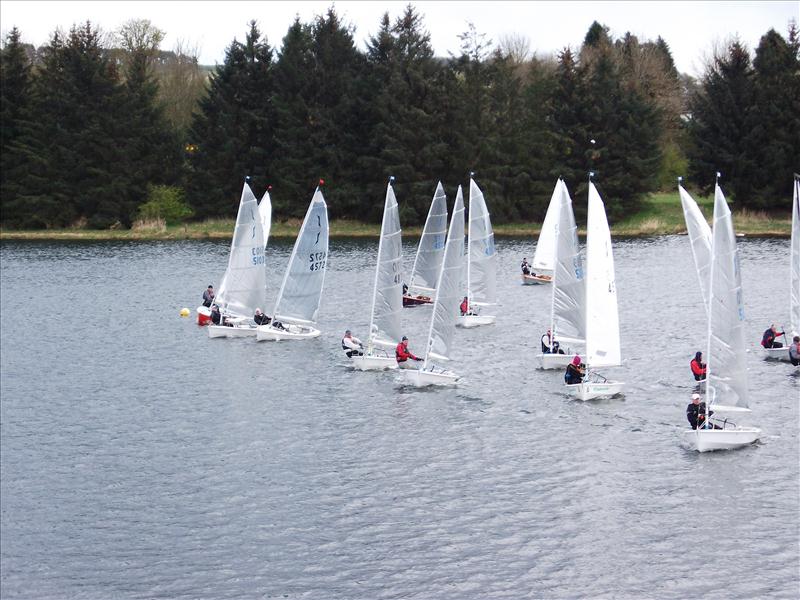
403 368 460 387
521 273 552 285
687 427 762 452
350 355 398 371
456 314 496 328
536 353 576 369
207 324 257 338
761 346 790 362
256 323 321 341
565 380 624 400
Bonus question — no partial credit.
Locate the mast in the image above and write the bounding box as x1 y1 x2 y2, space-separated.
548 179 562 343
466 173 474 308
366 177 394 353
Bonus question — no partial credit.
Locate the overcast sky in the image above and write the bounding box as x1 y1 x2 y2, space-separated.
1 1 797 77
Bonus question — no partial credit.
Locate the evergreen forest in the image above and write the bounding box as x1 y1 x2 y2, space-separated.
1 6 798 230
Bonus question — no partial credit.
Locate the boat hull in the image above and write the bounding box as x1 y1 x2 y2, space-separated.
521 273 552 285
196 306 212 326
350 355 397 371
256 324 321 341
536 353 576 369
761 346 790 362
403 368 460 387
403 294 432 307
687 427 762 452
566 380 625 400
207 324 257 338
456 314 495 328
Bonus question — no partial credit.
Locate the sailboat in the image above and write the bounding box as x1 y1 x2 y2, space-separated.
536 179 585 369
351 178 404 370
686 181 761 452
256 184 329 341
678 179 712 313
762 175 800 361
403 182 448 306
259 185 272 250
523 183 559 285
565 179 624 400
457 176 496 328
403 186 465 387
206 179 267 338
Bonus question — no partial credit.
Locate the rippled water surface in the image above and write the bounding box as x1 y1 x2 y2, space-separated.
1 236 798 599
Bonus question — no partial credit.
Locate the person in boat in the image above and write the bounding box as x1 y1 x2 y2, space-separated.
396 336 422 369
202 285 215 308
521 258 532 276
686 393 702 429
210 304 221 325
341 330 364 358
564 355 585 384
402 282 409 295
459 296 476 316
761 324 785 348
540 328 564 354
254 308 271 326
690 351 707 381
789 335 800 366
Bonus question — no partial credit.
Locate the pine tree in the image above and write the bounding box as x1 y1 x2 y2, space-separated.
0 27 32 224
187 20 275 218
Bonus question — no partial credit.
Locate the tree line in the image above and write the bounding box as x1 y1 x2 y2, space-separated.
1 6 798 230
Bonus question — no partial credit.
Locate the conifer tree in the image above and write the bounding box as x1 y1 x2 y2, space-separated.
187 20 275 218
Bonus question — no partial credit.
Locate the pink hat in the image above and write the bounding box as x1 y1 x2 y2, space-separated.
571 355 582 366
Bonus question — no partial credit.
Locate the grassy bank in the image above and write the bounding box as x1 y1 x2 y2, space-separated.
1 192 791 241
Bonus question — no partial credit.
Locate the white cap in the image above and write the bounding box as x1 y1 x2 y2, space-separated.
692 393 701 401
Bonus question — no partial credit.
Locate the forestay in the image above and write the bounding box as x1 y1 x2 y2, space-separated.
679 183 712 312
467 178 497 305
790 177 800 334
409 182 448 294
584 182 620 368
550 179 585 344
368 182 404 348
533 182 561 271
273 188 329 325
259 188 272 250
425 186 465 365
706 184 749 409
215 181 266 319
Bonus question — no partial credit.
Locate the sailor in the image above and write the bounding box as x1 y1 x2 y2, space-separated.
341 330 364 358
789 335 800 366
460 296 475 316
395 336 422 369
761 324 785 349
686 393 702 429
402 282 409 295
210 304 221 325
540 328 563 354
690 351 707 381
564 355 585 384
521 258 531 276
202 285 215 308
254 308 271 326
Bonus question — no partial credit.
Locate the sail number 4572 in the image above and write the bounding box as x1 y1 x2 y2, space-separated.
309 251 327 271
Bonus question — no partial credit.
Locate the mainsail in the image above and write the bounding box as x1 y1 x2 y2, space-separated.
584 182 621 368
533 182 561 272
706 183 749 409
408 182 448 294
679 183 712 312
425 186 465 365
368 181 404 348
466 178 497 306
790 176 800 335
273 188 329 325
215 180 266 319
259 188 272 250
550 179 585 345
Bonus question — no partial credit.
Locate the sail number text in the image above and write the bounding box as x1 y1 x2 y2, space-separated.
309 251 327 271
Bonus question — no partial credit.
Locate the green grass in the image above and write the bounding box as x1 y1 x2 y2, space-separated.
1 192 791 241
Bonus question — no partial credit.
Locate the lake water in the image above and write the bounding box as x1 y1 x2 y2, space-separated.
1 236 798 599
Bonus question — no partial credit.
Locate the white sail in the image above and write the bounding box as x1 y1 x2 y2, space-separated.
706 184 749 409
533 182 561 271
367 181 404 348
466 178 497 305
273 188 329 325
408 182 448 294
584 182 621 368
550 179 585 344
425 186 465 365
679 183 712 312
215 181 266 318
258 188 272 250
790 177 800 335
